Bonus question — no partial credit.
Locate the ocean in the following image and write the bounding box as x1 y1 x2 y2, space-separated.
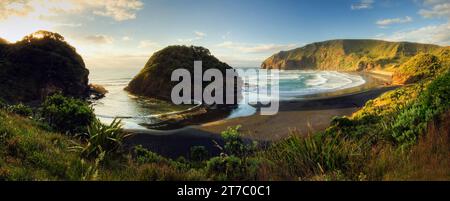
89 67 366 129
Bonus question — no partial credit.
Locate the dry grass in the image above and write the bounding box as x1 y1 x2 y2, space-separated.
366 111 450 180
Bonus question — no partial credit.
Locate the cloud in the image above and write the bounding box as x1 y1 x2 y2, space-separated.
0 0 144 21
217 41 297 54
376 16 413 27
84 34 114 44
177 31 206 43
419 1 450 19
376 0 450 46
351 0 374 10
138 40 158 48
122 36 132 41
0 1 34 20
378 23 450 45
194 31 206 38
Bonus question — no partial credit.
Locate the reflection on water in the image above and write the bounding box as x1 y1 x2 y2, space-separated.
89 68 373 129
90 68 192 129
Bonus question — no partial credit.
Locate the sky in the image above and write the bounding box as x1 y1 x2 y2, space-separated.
0 0 449 69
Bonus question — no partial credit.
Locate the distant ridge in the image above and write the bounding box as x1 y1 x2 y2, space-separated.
261 39 445 72
0 37 8 45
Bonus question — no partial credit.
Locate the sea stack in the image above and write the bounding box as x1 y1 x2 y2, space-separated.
126 45 240 109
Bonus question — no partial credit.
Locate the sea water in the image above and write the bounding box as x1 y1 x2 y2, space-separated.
89 67 366 129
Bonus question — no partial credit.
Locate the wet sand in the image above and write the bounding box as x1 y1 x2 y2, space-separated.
200 86 397 141
124 84 397 158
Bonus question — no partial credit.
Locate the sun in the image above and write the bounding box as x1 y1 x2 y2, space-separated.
0 15 55 42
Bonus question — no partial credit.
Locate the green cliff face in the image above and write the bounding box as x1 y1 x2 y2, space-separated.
392 48 450 84
126 45 239 106
0 31 90 103
261 39 444 71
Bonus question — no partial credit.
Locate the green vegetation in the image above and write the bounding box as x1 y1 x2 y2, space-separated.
73 118 130 159
6 103 33 117
126 45 238 106
0 30 89 103
261 39 444 71
393 51 449 84
0 33 448 180
39 93 95 135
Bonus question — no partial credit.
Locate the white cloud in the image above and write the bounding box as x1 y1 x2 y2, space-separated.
0 0 144 21
138 40 158 48
217 41 297 54
377 0 450 46
376 16 413 27
351 0 374 10
419 1 450 19
84 34 114 44
378 23 450 45
194 31 206 38
122 36 132 41
177 31 207 43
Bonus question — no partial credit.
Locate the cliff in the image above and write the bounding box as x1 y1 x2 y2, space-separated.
261 39 444 72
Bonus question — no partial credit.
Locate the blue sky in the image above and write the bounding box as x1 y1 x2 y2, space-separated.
0 0 449 69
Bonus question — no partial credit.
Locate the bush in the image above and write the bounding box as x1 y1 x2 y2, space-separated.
73 118 129 159
40 93 94 134
220 126 256 157
392 70 450 146
262 133 366 179
0 99 6 109
190 146 209 162
205 156 260 180
7 103 32 117
134 145 167 164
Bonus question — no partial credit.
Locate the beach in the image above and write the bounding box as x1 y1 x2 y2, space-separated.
124 72 396 158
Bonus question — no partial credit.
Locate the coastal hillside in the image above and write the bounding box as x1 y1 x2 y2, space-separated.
0 37 8 45
126 45 239 106
0 31 90 103
261 39 444 71
393 48 450 84
0 34 448 180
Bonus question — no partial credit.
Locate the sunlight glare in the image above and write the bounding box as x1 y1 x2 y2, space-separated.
0 16 54 42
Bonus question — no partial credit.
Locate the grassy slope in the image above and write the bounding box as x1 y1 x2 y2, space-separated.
261 39 444 71
258 50 450 180
0 42 449 181
0 110 208 181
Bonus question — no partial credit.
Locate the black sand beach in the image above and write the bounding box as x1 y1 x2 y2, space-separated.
124 72 396 158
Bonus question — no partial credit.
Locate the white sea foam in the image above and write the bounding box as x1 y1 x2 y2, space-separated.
91 68 367 128
239 70 366 102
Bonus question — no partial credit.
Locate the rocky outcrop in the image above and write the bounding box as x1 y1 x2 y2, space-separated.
126 45 240 107
261 39 444 72
0 31 90 103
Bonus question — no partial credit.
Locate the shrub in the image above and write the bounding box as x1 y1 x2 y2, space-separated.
330 116 353 127
220 126 256 157
261 133 366 180
190 146 209 162
40 93 94 134
0 99 6 109
205 156 260 180
134 145 167 164
7 103 32 117
392 70 450 146
73 118 129 159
